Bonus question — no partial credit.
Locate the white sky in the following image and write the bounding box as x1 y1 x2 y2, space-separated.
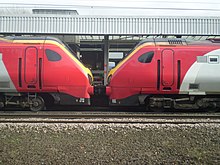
1 0 220 16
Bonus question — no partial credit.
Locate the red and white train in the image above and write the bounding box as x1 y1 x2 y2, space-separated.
2 36 220 111
0 36 93 111
107 38 220 110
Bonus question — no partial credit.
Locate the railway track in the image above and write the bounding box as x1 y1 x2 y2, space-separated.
0 111 220 124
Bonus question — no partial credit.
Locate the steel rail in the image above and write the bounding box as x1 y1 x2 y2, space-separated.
0 119 220 124
0 112 220 124
0 113 220 119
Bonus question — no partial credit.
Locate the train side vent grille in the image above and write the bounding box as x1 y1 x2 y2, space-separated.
189 83 199 90
168 40 184 45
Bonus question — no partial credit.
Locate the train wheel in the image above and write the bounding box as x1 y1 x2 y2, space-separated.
30 96 45 112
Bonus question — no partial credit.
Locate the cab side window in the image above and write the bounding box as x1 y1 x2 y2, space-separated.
138 51 154 63
45 49 62 61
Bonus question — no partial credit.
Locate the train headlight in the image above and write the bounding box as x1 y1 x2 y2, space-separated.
107 75 112 85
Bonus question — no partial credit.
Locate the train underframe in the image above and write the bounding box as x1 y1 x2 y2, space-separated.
0 93 46 111
1 91 220 111
0 92 91 111
109 94 220 111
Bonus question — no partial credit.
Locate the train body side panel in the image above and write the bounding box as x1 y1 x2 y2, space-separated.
0 48 18 92
1 44 44 93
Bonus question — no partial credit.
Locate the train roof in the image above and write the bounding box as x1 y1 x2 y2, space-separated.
0 36 63 45
135 38 220 47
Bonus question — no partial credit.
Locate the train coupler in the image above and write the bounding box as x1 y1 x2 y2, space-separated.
94 85 107 96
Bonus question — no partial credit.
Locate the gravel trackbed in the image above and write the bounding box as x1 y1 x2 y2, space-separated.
0 123 220 164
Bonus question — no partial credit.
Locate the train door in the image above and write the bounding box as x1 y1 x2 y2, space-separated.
161 49 174 89
23 47 42 90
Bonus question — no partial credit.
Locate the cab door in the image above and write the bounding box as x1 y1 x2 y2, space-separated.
25 47 38 85
24 46 42 89
161 49 174 89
